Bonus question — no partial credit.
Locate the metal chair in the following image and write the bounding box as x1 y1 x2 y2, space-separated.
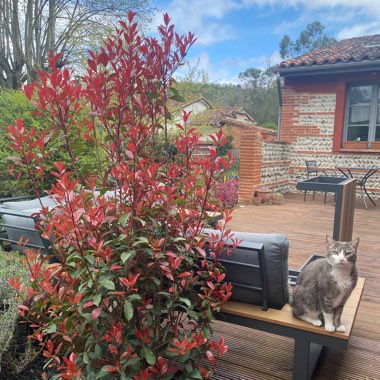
304 161 328 203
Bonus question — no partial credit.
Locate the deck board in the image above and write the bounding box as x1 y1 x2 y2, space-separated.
212 193 380 379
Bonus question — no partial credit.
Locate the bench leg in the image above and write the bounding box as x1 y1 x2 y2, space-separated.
293 340 323 380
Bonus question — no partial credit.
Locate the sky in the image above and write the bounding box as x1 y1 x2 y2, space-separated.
150 0 380 84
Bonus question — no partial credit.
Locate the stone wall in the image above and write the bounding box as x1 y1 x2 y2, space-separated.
238 128 290 203
261 141 290 194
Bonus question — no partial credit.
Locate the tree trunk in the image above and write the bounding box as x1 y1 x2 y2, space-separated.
10 0 24 88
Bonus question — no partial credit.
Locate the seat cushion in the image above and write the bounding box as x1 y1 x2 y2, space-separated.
1 196 56 210
2 208 47 252
204 229 289 309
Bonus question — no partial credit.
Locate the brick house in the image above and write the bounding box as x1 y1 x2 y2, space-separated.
238 34 380 203
188 102 276 149
278 34 380 197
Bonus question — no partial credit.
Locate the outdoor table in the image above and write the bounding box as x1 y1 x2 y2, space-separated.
335 165 379 209
296 176 356 241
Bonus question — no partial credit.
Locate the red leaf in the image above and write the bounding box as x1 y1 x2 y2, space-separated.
88 59 97 72
83 301 94 308
163 13 170 25
24 84 34 100
91 307 102 320
73 293 82 304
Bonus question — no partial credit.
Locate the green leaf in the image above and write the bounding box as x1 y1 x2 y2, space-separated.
174 237 186 242
119 213 131 227
73 267 86 278
92 294 102 306
95 344 102 357
132 236 149 246
142 346 156 365
128 294 142 302
188 368 203 379
178 297 192 308
121 250 136 263
95 370 110 379
83 352 90 364
99 278 115 290
44 324 57 334
124 356 141 367
124 300 134 321
85 254 95 265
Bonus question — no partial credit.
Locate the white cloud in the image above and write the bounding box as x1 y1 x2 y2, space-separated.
242 0 380 13
337 22 380 40
154 0 380 46
175 52 241 84
152 0 242 45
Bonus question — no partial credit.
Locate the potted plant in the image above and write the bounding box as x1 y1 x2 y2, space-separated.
255 187 272 203
253 196 262 205
272 192 285 205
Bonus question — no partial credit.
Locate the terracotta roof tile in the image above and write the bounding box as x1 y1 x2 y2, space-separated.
189 106 256 127
279 34 380 69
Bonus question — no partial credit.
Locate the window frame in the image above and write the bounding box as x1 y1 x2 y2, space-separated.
343 82 380 149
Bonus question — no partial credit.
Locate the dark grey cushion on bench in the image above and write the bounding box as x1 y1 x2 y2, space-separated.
1 196 56 252
1 195 56 210
2 208 45 252
204 229 289 309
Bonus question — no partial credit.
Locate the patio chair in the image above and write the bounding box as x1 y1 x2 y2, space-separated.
304 160 328 203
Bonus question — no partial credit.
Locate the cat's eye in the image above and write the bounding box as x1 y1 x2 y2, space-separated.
345 252 352 257
332 250 339 255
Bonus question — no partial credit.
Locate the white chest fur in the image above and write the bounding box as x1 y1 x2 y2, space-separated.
330 266 353 308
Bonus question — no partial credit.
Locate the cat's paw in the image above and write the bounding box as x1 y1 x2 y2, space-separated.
336 325 346 333
311 319 323 327
325 324 335 332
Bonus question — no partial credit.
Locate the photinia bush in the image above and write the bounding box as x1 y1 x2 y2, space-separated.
8 12 238 379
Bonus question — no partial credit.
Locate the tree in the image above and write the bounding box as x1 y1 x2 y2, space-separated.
238 59 278 129
279 21 337 59
0 0 154 89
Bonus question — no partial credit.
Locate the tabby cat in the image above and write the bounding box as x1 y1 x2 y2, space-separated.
291 235 359 333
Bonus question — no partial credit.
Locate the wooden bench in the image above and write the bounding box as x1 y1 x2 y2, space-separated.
219 277 365 380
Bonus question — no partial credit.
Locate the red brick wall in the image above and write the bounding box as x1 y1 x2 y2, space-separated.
280 73 380 197
238 129 262 203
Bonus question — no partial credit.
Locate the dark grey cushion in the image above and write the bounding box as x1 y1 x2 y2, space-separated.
1 196 56 210
2 208 47 252
204 229 289 309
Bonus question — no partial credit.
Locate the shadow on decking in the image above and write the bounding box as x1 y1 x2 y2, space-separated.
212 193 380 380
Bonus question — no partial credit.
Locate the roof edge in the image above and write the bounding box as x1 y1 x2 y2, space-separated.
277 60 380 77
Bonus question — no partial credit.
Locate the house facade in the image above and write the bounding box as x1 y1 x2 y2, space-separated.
277 34 380 199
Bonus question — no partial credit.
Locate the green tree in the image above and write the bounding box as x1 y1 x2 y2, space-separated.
238 59 278 129
279 21 337 59
174 60 243 107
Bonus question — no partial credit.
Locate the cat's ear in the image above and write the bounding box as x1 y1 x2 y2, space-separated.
326 235 334 245
350 237 360 249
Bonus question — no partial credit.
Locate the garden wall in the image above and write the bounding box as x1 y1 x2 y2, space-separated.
238 128 290 204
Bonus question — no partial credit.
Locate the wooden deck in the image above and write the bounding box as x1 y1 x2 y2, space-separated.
212 193 380 379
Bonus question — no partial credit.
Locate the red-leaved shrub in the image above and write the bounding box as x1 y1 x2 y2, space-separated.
8 12 238 379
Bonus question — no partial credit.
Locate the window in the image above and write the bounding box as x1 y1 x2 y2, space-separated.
345 83 380 148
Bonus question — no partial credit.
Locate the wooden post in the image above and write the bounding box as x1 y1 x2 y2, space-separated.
333 178 356 241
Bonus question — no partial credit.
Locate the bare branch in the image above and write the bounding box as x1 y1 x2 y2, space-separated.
0 0 155 89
